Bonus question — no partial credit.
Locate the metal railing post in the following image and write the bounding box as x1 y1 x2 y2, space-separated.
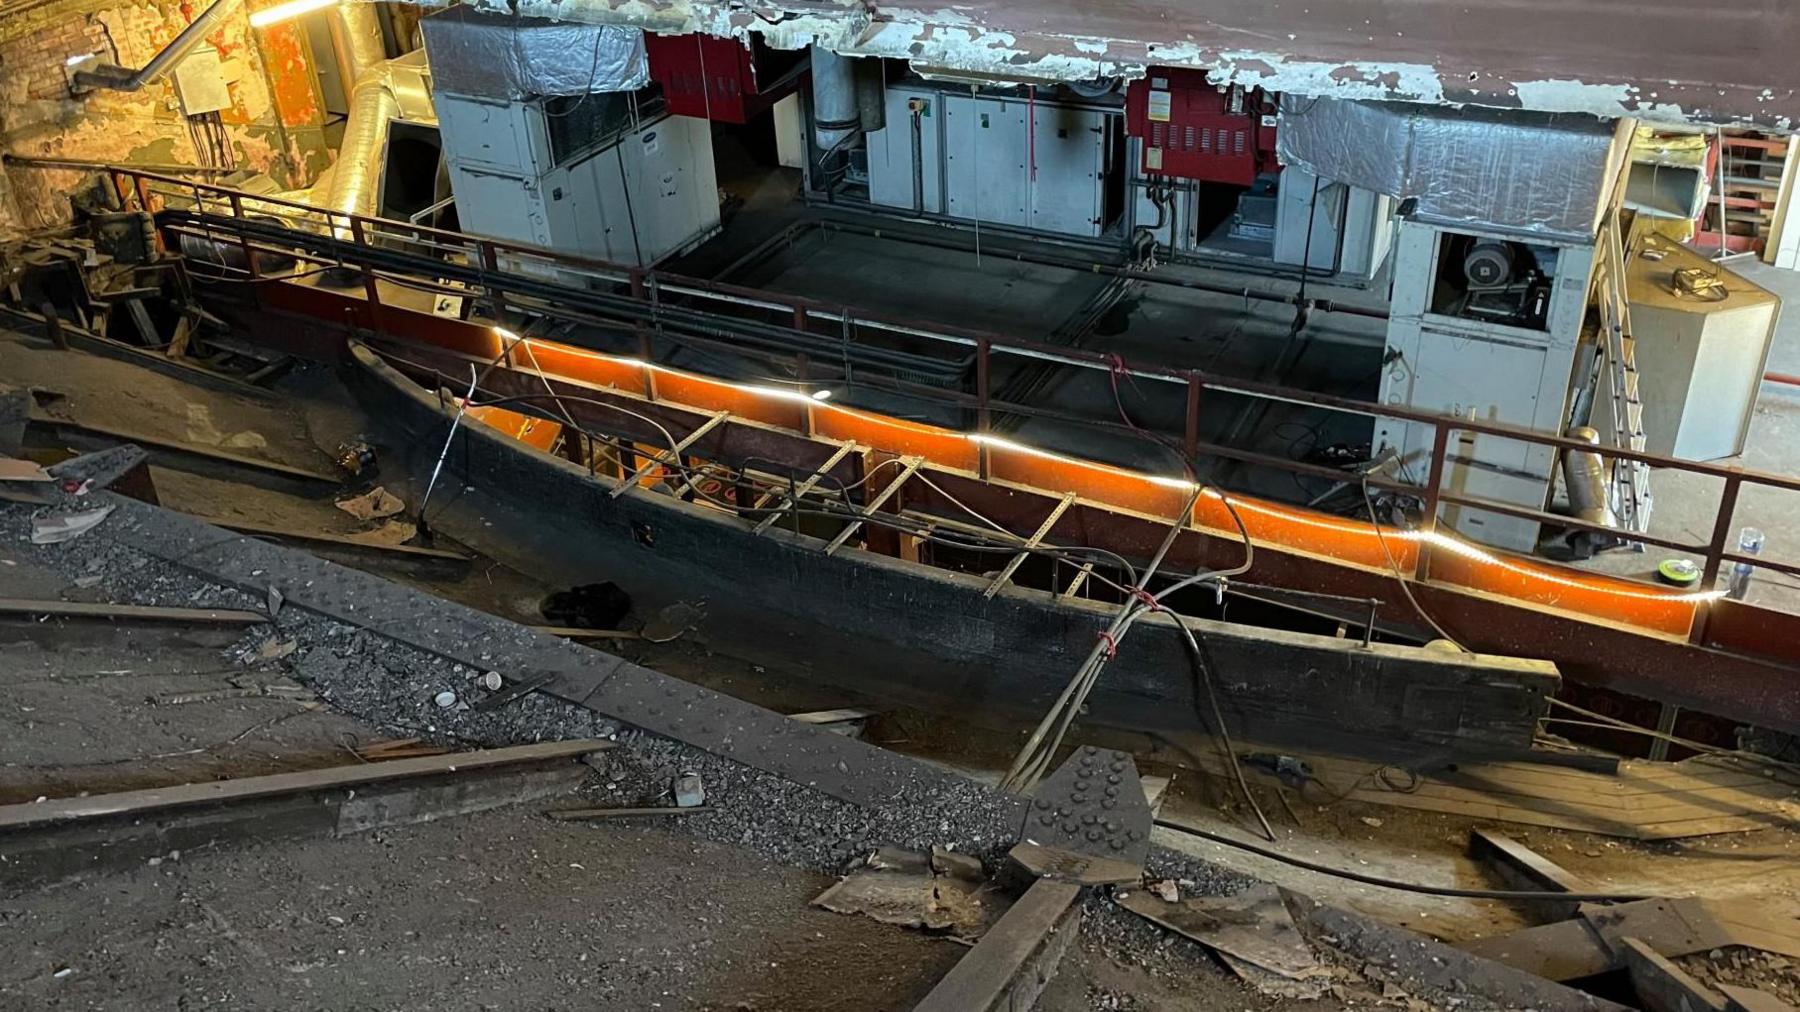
1184 372 1202 463
479 242 509 332
1412 424 1451 581
1691 473 1744 645
347 218 382 330
977 338 992 480
227 193 258 279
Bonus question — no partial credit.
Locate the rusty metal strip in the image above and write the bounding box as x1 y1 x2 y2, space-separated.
752 439 857 535
984 491 1076 600
823 455 923 556
609 409 729 499
1059 561 1097 600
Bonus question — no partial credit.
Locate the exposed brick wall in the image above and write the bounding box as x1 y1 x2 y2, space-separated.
0 0 328 233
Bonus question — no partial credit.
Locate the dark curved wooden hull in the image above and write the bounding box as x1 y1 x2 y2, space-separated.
345 342 1558 763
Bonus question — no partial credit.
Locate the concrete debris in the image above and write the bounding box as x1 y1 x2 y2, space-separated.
30 506 114 544
812 846 1009 940
673 774 706 808
256 637 298 661
334 486 406 521
1679 948 1800 1006
1149 879 1180 903
1117 884 1324 983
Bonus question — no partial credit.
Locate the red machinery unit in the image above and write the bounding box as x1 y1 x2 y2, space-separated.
1124 69 1278 185
644 33 799 123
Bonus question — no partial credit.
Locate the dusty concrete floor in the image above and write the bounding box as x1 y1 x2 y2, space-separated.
4 808 968 1011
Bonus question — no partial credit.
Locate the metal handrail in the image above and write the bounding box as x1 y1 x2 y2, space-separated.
107 166 1800 610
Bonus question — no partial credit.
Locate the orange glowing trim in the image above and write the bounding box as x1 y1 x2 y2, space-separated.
1396 530 1727 603
464 332 1711 621
969 433 1197 493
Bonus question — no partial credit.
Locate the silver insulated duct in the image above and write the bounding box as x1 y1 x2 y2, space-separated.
810 46 859 153
418 6 648 100
1277 98 1631 243
322 58 423 227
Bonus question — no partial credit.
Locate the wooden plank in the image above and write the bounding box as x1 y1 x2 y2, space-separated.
0 739 608 831
30 415 340 484
544 806 709 820
790 707 879 724
532 625 640 640
0 759 587 890
1620 937 1728 1012
187 514 472 561
1458 919 1614 982
0 598 267 625
912 878 1082 1012
1468 830 1590 921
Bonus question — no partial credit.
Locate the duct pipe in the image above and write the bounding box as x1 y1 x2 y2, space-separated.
810 46 859 154
1561 425 1618 529
73 0 245 93
327 1 387 84
323 60 403 226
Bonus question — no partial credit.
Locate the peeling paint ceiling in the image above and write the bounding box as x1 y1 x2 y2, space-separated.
434 0 1798 129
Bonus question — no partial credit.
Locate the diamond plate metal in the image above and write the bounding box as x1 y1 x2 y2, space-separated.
1018 746 1152 873
103 496 991 810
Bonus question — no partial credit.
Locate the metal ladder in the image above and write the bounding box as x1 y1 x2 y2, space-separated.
1595 213 1653 536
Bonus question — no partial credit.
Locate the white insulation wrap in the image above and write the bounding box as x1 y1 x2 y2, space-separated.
1277 98 1627 243
419 5 648 100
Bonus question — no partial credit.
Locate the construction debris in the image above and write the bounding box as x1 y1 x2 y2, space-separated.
30 506 113 544
1118 884 1325 987
0 457 51 483
673 774 707 808
334 486 406 521
811 846 1009 940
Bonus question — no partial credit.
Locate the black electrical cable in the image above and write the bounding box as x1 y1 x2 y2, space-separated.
1150 818 1654 902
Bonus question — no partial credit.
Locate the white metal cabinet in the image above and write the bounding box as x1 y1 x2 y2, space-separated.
944 94 1030 227
1375 220 1596 552
1028 102 1106 237
865 85 944 213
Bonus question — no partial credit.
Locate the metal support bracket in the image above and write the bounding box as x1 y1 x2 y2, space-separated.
609 410 728 499
983 491 1076 600
752 439 857 535
823 455 923 555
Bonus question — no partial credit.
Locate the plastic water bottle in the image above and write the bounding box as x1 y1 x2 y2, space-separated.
1727 527 1764 600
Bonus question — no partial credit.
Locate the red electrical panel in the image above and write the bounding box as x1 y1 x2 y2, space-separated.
1124 68 1278 185
644 33 801 123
